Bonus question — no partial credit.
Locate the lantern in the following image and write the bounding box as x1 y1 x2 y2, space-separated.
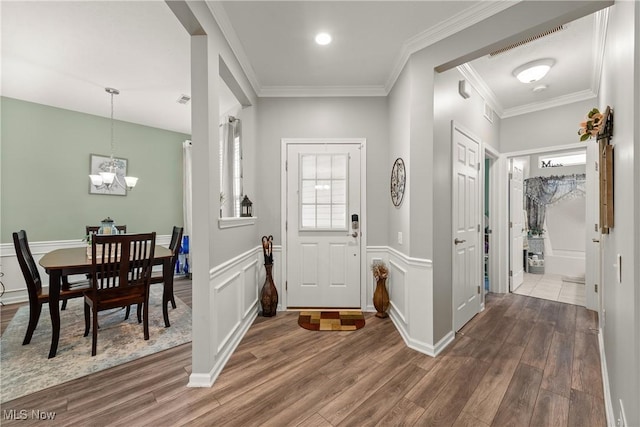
241 195 253 217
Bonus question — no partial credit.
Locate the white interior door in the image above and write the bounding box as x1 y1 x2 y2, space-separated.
509 162 525 291
585 141 601 312
286 142 361 308
452 125 481 331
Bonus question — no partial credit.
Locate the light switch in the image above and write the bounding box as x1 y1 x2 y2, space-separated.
398 232 403 245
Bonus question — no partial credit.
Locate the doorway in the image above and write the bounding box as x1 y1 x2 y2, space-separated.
506 146 591 307
282 138 366 308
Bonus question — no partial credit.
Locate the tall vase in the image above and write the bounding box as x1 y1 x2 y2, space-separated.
373 278 390 318
260 263 278 317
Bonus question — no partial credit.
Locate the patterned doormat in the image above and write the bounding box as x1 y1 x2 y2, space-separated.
298 311 365 331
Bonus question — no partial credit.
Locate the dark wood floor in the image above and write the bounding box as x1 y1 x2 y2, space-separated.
0 278 606 426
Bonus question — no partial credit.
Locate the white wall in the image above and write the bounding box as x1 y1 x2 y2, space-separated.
597 1 639 425
255 96 389 247
387 66 411 253
501 100 595 153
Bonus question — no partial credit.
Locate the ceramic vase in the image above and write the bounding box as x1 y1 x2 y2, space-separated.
373 278 390 318
260 263 278 317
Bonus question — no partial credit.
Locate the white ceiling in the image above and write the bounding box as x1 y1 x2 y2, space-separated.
1 1 606 134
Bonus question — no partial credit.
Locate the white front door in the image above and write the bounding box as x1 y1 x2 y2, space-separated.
509 162 525 291
286 142 361 308
452 124 481 331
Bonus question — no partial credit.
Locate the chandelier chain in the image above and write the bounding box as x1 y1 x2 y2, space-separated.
110 90 115 161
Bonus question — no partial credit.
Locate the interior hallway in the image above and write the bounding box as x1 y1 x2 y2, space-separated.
1 279 605 426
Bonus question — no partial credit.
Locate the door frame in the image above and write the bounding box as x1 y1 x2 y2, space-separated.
499 142 590 296
483 145 500 300
280 138 367 311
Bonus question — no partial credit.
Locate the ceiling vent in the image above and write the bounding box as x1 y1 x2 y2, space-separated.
176 94 191 105
489 25 566 57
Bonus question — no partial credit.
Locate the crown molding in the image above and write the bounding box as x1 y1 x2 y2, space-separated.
501 89 596 118
258 85 387 98
206 1 262 96
384 0 517 93
457 63 504 117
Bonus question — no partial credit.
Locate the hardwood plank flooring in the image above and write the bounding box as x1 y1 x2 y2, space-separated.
0 281 606 426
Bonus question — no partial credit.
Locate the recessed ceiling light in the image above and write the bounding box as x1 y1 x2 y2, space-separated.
513 59 555 83
315 32 332 45
532 85 547 93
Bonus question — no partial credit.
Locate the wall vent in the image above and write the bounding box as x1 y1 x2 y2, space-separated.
176 94 191 105
489 25 565 57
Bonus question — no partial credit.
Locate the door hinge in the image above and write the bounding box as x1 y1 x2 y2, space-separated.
478 162 481 171
285 221 288 231
286 281 288 291
478 224 481 232
509 270 513 277
595 283 598 293
509 172 513 179
509 221 513 228
595 161 598 172
477 285 481 294
595 224 599 232
285 161 288 171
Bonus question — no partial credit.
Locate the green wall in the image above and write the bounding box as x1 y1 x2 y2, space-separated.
1 97 189 243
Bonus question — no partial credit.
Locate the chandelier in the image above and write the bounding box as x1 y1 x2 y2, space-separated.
89 88 138 191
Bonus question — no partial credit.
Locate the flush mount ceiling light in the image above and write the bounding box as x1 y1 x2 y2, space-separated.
315 32 332 45
513 59 555 83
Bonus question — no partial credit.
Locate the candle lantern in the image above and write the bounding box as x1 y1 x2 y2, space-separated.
241 195 253 217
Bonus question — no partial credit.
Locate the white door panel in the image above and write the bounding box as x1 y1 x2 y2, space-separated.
453 125 481 331
287 143 361 308
510 163 524 291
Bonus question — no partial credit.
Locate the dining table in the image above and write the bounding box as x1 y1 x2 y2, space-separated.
39 245 175 358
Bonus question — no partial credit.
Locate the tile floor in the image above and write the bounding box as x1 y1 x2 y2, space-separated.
513 272 586 306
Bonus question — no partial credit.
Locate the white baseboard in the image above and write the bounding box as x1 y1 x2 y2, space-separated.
599 328 615 427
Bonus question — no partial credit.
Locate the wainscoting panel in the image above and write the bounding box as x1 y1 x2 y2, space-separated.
367 247 446 357
0 235 171 305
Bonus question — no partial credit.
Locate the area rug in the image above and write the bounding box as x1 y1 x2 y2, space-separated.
0 286 191 403
298 311 365 331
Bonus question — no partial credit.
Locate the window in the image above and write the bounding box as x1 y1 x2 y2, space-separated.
219 117 242 217
300 154 348 230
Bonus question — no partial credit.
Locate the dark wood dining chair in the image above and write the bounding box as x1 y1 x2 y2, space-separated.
83 232 156 356
12 230 89 345
125 226 183 321
58 225 128 312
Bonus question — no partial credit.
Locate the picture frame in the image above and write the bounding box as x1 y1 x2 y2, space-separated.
89 154 128 196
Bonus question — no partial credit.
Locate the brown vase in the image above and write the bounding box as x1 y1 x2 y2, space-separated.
260 263 278 317
373 277 390 318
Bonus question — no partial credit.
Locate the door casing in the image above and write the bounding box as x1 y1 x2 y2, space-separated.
281 138 367 310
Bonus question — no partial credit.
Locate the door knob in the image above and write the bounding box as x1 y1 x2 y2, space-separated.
454 238 466 245
592 238 600 243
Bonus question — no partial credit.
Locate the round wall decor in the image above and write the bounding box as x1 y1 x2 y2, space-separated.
390 157 406 207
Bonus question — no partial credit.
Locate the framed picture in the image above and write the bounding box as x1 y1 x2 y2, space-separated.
89 154 128 196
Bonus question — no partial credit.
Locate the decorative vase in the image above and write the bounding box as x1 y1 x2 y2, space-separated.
260 263 278 317
373 278 390 318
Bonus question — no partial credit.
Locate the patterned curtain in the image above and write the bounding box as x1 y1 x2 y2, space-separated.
524 174 586 233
